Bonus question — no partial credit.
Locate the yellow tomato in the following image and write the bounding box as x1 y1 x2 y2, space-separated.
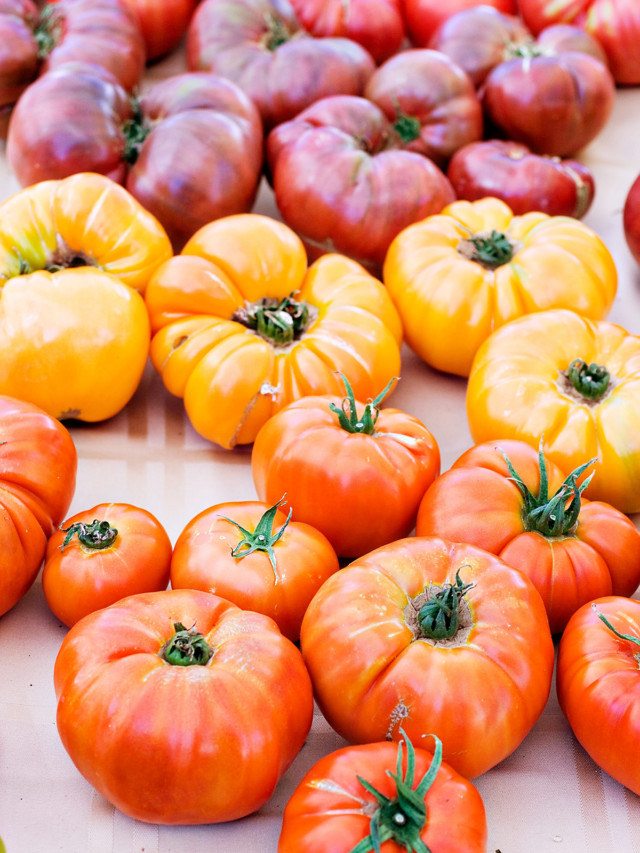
383 197 617 377
466 308 640 513
146 214 403 449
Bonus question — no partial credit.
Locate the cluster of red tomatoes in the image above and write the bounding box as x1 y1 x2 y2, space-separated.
2 0 640 850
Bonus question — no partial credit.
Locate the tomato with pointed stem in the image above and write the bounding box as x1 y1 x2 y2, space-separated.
170 496 340 642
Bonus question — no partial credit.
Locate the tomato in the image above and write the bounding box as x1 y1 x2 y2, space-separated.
42 503 173 628
170 497 339 642
624 173 640 268
54 588 314 823
145 214 403 449
121 0 197 61
289 0 406 64
518 0 640 85
278 731 488 852
416 440 640 634
466 308 640 514
299 536 554 779
557 596 640 795
382 197 617 377
186 0 376 131
447 139 595 218
251 376 440 559
266 94 456 275
0 395 77 618
0 172 172 422
402 0 517 47
6 67 264 251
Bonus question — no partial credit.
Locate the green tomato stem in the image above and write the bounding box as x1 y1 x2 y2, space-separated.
417 569 474 640
159 622 213 667
566 358 610 400
59 519 118 552
234 293 310 345
329 373 398 435
218 496 291 582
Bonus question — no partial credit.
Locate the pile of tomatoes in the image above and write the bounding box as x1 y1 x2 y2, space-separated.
2 0 640 850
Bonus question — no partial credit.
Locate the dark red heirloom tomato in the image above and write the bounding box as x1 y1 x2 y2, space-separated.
121 0 198 61
186 0 376 131
624 173 640 268
7 66 264 250
447 139 595 218
402 0 517 47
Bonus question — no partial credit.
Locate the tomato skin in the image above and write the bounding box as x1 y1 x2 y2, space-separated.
42 503 173 628
54 588 314 824
0 395 77 618
402 0 517 47
278 739 488 852
557 596 640 795
466 309 640 514
415 440 640 634
121 0 198 61
299 536 554 779
383 198 617 377
624 173 640 267
251 395 441 559
170 500 340 641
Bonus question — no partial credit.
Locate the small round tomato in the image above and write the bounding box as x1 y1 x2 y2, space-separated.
170 497 340 642
251 376 441 559
278 731 488 852
42 503 173 627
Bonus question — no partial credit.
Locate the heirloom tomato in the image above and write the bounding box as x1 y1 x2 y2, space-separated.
278 731 488 853
266 94 456 275
416 440 640 634
170 496 339 642
299 536 554 779
518 0 640 84
382 197 616 377
186 0 376 131
145 214 402 449
43 503 173 628
289 0 405 64
466 309 640 514
7 67 264 251
402 0 517 47
557 597 640 795
0 173 172 422
251 376 440 559
122 0 198 61
0 395 77 618
624 173 640 267
54 588 314 824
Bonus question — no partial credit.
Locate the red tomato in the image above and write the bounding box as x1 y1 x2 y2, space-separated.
0 395 77 618
415 440 640 634
624 173 640 267
278 731 488 852
121 0 198 61
54 588 314 824
42 503 173 627
299 536 554 779
170 497 340 642
402 0 517 47
557 597 640 795
251 376 441 559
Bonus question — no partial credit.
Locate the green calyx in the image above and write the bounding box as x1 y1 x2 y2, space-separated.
349 729 441 853
417 569 473 640
592 604 640 666
464 229 514 267
263 12 293 50
393 109 422 145
329 373 398 435
234 293 310 345
122 96 151 166
59 519 118 552
566 358 610 401
33 4 63 59
501 441 595 538
218 496 291 582
159 622 213 667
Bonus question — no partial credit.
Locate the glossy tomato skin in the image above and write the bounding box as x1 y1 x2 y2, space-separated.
383 197 617 377
402 0 517 47
518 0 640 84
54 588 314 824
251 393 441 559
299 536 554 779
415 440 640 634
278 739 488 852
289 0 405 64
42 503 173 628
186 0 376 131
121 0 198 61
447 140 595 218
145 215 403 449
466 309 640 514
624 173 640 267
557 596 640 795
0 0 38 134
267 94 456 274
170 500 339 642
0 395 77 617
7 68 265 251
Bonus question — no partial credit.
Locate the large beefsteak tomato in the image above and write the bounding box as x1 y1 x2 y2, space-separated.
54 588 314 824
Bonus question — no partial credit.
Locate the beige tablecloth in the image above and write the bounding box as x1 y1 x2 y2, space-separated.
1 47 640 853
